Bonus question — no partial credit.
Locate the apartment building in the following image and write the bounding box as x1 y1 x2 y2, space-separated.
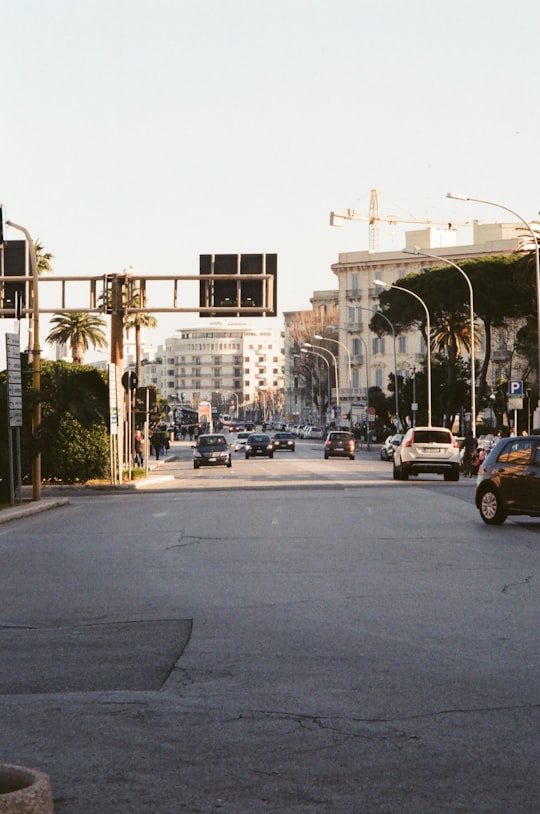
138 322 284 416
328 223 527 418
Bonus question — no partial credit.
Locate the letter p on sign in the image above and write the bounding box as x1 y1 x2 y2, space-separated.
508 380 524 396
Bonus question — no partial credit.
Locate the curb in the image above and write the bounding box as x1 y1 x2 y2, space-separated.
0 498 70 526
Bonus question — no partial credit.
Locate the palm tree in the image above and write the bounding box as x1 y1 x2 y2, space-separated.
34 240 54 275
125 307 158 383
45 312 108 364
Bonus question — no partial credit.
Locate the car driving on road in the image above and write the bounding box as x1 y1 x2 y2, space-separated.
245 433 274 459
272 431 295 452
192 434 232 469
380 433 403 461
393 426 460 481
475 434 540 524
324 431 356 460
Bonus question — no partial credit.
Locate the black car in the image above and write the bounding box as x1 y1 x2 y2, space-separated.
192 434 232 469
272 432 295 452
475 435 540 524
245 433 274 459
324 431 355 460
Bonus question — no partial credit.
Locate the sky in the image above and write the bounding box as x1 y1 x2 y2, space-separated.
2 0 540 364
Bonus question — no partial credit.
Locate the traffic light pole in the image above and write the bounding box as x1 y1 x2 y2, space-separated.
6 220 41 501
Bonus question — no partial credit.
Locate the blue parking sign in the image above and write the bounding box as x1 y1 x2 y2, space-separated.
508 380 524 396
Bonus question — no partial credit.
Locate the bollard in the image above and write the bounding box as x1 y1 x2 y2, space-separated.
0 765 53 813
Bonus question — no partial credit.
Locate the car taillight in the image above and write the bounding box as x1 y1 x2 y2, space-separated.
404 438 413 447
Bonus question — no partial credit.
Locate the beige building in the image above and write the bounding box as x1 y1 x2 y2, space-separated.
331 222 525 425
284 222 528 427
138 322 284 419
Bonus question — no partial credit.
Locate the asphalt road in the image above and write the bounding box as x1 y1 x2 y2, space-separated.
1 440 539 812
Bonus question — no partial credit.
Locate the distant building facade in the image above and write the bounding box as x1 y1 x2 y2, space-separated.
138 322 284 419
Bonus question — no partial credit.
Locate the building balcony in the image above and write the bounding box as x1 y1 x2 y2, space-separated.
350 355 365 365
344 322 364 333
492 349 511 361
345 289 362 300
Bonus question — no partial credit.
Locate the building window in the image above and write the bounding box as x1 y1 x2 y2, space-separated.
398 335 407 354
352 369 359 390
351 272 359 294
192 368 201 377
372 337 385 355
375 369 383 388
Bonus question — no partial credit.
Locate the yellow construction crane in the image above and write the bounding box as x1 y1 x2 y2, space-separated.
330 188 472 252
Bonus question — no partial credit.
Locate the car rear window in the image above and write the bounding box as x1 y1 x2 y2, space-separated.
413 430 452 445
330 432 353 440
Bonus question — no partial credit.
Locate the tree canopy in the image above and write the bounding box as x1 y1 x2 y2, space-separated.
371 253 538 427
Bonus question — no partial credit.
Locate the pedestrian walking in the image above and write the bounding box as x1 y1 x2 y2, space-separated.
134 430 144 467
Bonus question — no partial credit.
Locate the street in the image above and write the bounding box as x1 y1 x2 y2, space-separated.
1 439 539 812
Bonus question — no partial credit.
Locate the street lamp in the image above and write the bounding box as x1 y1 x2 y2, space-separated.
6 219 41 500
374 280 432 426
301 347 330 424
313 334 352 396
354 306 401 431
447 191 540 423
304 342 340 409
403 247 477 437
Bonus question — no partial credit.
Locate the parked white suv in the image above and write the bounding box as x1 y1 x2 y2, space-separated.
393 426 460 481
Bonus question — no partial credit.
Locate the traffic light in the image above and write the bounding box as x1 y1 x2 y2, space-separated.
199 253 277 317
1 240 28 319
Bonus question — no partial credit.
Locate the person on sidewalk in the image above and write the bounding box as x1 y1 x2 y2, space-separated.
134 430 144 467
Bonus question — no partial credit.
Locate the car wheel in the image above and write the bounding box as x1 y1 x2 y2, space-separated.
269 452 274 459
349 455 355 460
392 462 401 480
324 453 329 459
292 446 295 452
444 468 460 482
227 457 232 468
245 453 249 459
193 461 199 469
479 487 507 525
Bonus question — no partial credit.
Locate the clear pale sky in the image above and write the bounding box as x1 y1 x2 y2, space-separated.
2 0 539 361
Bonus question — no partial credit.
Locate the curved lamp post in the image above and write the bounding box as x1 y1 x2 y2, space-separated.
354 305 401 430
303 342 340 409
447 191 540 418
374 280 432 426
314 334 352 395
300 347 330 424
403 247 477 437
